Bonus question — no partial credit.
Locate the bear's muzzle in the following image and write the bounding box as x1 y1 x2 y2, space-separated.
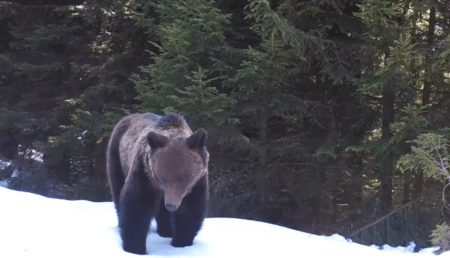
165 203 178 211
164 190 183 211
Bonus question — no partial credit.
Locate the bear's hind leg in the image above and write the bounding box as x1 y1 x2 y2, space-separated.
107 157 124 216
106 121 128 214
156 198 173 238
171 175 208 247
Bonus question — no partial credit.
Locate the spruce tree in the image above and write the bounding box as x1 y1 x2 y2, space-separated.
225 0 310 207
131 0 243 146
355 0 406 212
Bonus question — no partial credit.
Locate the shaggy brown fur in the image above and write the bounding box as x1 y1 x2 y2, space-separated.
106 113 209 255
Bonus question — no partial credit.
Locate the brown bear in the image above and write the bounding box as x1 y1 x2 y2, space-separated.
106 113 209 255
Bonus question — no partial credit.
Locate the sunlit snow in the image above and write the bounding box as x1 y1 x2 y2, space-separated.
0 158 11 170
0 180 8 188
10 168 20 178
0 186 446 258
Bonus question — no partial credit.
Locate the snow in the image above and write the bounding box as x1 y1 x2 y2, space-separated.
0 186 446 258
10 168 20 178
0 158 11 169
29 149 43 163
0 180 8 187
19 148 44 163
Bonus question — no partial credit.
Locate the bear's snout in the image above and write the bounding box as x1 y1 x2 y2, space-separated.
165 203 178 211
164 190 183 212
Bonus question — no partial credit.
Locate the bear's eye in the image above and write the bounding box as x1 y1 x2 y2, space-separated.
178 177 185 184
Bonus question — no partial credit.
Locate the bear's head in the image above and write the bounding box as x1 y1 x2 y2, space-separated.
146 128 208 211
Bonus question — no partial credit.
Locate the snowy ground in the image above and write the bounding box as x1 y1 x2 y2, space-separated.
0 157 11 187
0 179 8 187
0 158 11 169
0 186 447 258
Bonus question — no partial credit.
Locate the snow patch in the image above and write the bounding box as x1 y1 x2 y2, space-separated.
0 180 8 188
0 187 446 258
29 149 43 162
10 168 20 178
0 159 11 170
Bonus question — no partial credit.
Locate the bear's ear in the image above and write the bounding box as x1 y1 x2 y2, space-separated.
147 132 168 150
186 128 208 150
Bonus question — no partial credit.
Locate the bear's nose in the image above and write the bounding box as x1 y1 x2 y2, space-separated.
165 203 177 211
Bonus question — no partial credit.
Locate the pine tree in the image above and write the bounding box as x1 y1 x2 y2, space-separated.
355 0 408 212
224 0 311 207
131 0 243 146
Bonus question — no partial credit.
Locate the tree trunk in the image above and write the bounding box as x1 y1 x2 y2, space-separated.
380 71 395 213
87 141 96 177
414 5 435 200
348 153 363 211
54 153 71 185
0 130 18 160
422 5 435 107
256 92 270 211
403 171 410 204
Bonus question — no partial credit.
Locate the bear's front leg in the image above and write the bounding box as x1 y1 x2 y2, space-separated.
156 199 173 238
172 176 208 247
119 176 160 254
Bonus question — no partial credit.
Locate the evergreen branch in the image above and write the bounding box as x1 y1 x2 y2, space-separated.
5 0 84 5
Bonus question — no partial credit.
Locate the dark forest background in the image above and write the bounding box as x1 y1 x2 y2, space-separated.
1 0 450 252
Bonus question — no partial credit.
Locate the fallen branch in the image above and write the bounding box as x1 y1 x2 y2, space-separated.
349 197 420 237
